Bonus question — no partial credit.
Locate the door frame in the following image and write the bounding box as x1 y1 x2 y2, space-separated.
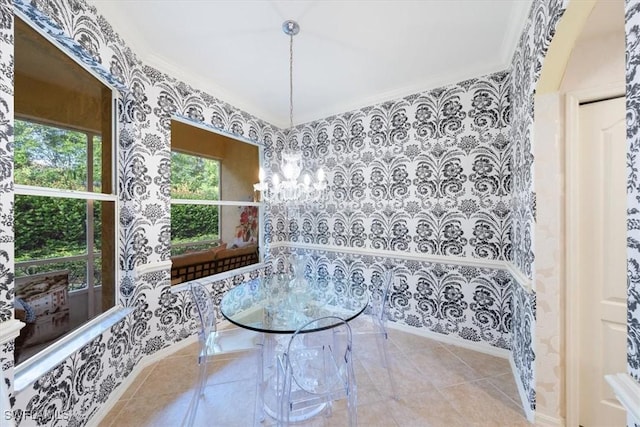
564 82 625 427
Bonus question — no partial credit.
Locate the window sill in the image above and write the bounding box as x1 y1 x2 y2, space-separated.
14 306 132 393
0 319 26 345
171 262 265 294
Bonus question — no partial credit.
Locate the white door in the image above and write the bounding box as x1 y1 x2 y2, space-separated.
578 97 627 427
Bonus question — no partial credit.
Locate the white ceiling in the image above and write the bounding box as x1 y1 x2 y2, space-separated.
87 0 534 128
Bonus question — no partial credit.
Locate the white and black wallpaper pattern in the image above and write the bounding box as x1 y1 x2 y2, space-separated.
268 74 512 260
1 0 638 425
508 0 565 412
625 0 640 383
0 0 15 408
272 245 513 349
4 0 275 424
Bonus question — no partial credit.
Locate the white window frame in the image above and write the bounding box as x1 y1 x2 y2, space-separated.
14 118 118 320
12 11 124 388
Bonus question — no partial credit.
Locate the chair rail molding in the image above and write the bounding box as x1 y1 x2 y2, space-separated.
134 260 173 277
605 373 640 425
506 261 533 293
271 241 507 270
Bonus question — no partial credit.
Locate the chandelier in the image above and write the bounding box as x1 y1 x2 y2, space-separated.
253 20 327 204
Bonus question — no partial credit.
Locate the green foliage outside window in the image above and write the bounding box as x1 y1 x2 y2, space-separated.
171 151 221 254
14 119 101 190
14 120 224 267
14 120 106 287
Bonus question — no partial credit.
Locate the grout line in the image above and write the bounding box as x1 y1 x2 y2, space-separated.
432 383 472 422
103 329 528 426
119 363 158 401
485 374 525 410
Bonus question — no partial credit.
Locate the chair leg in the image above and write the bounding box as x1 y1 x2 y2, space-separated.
377 331 398 400
254 344 265 424
183 357 209 427
347 385 358 427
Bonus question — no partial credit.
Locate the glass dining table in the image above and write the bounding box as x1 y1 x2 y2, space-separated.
219 274 369 333
219 274 369 422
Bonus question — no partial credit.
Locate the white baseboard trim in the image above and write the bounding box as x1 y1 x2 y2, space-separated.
535 412 564 426
509 354 535 423
386 321 511 359
605 372 640 425
87 334 198 427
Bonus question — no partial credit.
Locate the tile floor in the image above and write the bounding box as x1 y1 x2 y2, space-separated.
97 326 529 427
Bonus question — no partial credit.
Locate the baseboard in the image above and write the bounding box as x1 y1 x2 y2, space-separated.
605 373 640 425
386 321 511 359
509 354 535 423
86 334 198 427
535 412 564 426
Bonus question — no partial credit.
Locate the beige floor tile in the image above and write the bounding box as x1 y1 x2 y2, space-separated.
131 355 199 400
352 332 399 359
190 379 259 426
352 402 400 426
119 363 157 400
444 345 511 378
110 391 192 427
487 372 522 407
388 328 442 353
97 332 529 427
351 359 387 406
407 346 484 388
205 352 261 385
167 341 200 359
366 351 435 398
439 379 527 426
97 399 128 427
388 388 468 427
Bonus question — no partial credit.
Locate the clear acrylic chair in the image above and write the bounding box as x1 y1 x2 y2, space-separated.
351 268 398 399
184 282 264 427
277 316 357 426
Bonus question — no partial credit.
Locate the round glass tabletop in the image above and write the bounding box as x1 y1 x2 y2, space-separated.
220 275 369 334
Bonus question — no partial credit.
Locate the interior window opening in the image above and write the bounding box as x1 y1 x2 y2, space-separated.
169 119 261 285
12 17 116 365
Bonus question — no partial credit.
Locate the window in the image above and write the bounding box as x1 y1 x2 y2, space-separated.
13 18 115 364
171 151 221 255
170 120 261 284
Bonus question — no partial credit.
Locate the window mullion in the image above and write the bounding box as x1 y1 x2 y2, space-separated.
86 133 95 319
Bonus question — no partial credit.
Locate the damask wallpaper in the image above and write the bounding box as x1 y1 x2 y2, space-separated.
508 0 566 413
625 0 640 383
270 72 512 261
0 0 13 325
273 245 512 349
2 0 273 424
0 0 15 410
0 0 638 425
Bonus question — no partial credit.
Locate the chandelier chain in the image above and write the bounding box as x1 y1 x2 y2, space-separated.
289 32 294 130
252 20 327 206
